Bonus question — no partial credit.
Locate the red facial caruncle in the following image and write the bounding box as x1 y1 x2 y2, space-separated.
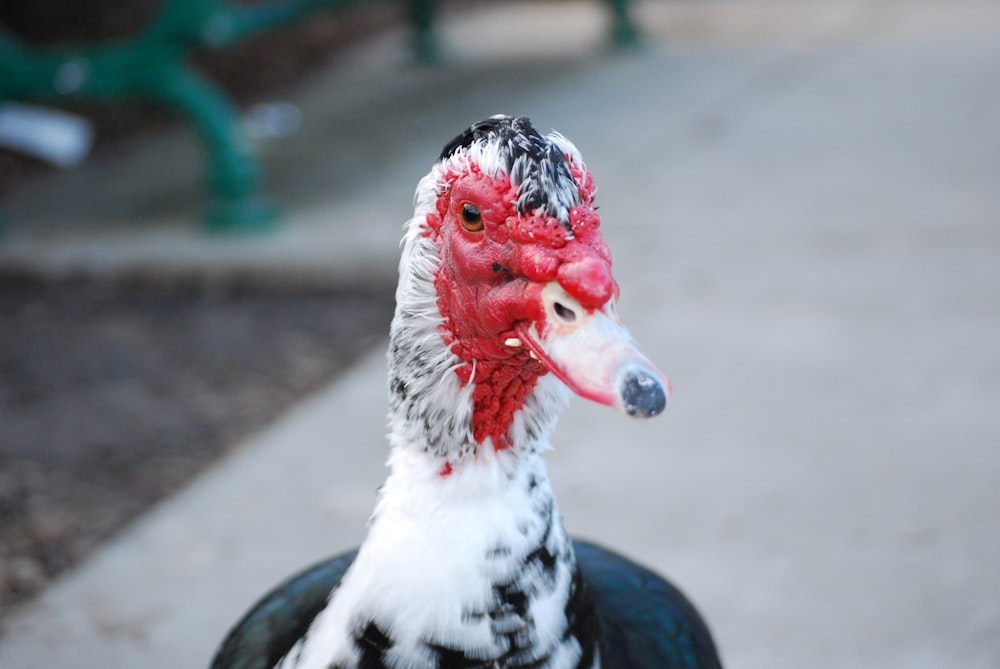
426 150 669 452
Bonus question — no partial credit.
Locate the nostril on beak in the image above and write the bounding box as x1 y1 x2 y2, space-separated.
553 302 577 323
620 369 667 418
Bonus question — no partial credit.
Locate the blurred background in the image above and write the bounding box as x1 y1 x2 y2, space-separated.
1 0 998 667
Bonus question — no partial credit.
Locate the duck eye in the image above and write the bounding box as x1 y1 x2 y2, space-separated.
460 203 484 232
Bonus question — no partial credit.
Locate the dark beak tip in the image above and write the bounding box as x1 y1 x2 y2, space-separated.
620 369 668 419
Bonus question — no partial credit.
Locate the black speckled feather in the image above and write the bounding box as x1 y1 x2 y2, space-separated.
210 541 721 669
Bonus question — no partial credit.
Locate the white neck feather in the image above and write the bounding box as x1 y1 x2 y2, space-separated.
386 168 569 463
278 440 589 669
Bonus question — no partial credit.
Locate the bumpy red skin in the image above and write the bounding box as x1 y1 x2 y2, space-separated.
425 158 617 449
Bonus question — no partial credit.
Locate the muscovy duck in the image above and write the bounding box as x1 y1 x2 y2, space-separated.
211 115 722 669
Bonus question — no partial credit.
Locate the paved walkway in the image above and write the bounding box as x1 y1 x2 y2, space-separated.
2 1 999 667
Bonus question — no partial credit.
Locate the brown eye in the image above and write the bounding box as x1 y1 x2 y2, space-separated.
460 203 484 232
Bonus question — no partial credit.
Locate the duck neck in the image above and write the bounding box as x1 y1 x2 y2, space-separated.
386 228 569 466
292 446 597 669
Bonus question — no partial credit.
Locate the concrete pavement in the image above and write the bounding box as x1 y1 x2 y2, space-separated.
1 1 999 667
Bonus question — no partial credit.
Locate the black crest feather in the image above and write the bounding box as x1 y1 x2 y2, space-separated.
440 115 580 222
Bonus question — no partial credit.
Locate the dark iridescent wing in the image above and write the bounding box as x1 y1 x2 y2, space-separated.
210 550 358 669
573 540 723 669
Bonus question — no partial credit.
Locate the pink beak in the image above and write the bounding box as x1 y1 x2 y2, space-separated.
517 282 670 418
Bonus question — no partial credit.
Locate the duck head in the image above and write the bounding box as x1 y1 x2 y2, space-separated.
391 115 669 456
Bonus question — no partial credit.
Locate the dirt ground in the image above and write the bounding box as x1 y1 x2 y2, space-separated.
0 272 395 621
0 0 408 624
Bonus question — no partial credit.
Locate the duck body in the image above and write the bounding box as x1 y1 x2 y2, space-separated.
211 540 719 669
210 115 722 669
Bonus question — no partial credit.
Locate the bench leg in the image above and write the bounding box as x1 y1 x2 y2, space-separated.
410 0 438 63
606 0 641 47
139 64 278 232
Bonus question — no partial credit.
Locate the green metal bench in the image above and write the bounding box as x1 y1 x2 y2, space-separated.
0 0 639 232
